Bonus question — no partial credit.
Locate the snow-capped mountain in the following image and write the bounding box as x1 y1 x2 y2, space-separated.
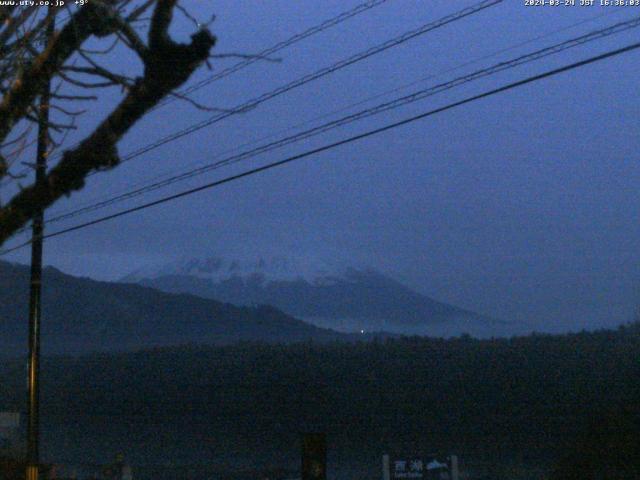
122 255 516 338
124 254 354 285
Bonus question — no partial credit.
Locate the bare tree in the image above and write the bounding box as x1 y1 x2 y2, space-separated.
0 0 216 246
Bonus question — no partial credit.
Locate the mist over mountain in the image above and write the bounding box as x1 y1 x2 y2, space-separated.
0 260 354 356
123 255 518 338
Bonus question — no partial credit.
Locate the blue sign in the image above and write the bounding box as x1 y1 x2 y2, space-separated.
390 456 451 480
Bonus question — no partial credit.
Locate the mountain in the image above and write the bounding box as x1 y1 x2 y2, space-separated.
0 260 354 357
123 255 511 337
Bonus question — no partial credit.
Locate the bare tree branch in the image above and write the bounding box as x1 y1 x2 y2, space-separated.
0 2 119 144
0 0 216 245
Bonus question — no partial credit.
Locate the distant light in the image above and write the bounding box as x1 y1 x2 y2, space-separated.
360 329 365 334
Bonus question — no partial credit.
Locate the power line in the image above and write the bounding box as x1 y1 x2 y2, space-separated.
44 0 495 171
3 39 638 255
1 0 503 238
28 0 391 172
43 15 640 226
49 6 627 221
152 0 391 111
114 0 503 166
1 0 377 184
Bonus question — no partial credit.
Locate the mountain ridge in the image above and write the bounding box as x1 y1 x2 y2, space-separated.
0 260 361 357
123 255 512 337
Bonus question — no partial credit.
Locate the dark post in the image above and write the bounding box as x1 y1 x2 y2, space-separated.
301 432 326 480
26 10 55 480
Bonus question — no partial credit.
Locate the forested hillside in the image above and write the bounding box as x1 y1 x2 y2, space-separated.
0 261 352 355
1 325 639 478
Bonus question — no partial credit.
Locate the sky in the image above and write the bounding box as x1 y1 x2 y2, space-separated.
2 0 640 333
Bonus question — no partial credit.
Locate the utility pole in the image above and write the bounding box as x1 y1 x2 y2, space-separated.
301 432 326 480
26 10 55 480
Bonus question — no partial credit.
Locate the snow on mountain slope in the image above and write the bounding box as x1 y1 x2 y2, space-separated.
122 255 518 338
124 254 354 285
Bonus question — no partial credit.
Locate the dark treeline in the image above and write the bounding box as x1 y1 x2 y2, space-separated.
1 324 639 478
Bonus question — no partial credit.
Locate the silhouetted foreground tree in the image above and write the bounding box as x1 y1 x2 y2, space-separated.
0 0 216 246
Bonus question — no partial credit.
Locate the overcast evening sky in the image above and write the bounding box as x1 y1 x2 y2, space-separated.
3 0 640 333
